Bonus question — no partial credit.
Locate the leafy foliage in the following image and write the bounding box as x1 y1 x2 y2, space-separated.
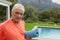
24 4 40 22
0 0 60 23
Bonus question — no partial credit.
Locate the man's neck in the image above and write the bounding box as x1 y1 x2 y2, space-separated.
11 18 19 24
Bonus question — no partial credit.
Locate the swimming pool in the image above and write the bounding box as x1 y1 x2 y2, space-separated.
33 26 60 40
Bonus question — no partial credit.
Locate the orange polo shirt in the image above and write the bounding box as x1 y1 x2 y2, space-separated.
0 19 25 40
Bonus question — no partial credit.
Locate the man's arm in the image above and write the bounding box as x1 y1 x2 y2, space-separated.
0 24 5 40
0 25 3 40
23 21 32 40
25 36 32 40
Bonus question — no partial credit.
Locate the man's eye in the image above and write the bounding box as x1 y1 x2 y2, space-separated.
15 12 19 14
15 12 23 15
20 13 23 15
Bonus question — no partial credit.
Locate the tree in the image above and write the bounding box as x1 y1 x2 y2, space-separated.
24 4 40 22
39 10 51 22
49 8 59 23
0 5 7 22
7 0 18 11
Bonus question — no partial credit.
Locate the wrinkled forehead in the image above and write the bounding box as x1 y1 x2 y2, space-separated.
12 7 24 14
12 4 25 13
15 7 24 12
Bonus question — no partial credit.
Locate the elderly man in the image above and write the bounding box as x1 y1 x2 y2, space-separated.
0 4 31 40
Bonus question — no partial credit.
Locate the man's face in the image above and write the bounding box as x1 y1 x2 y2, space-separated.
11 8 24 22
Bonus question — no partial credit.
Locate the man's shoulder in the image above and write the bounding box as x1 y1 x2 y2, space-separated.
20 20 25 24
0 19 11 26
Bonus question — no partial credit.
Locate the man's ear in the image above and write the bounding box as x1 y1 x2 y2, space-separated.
11 11 13 16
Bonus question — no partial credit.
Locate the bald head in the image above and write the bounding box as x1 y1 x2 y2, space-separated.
12 3 25 13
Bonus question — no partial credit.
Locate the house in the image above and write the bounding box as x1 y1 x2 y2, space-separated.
0 0 12 23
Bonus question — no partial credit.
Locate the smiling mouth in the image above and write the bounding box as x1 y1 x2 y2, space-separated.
16 17 22 20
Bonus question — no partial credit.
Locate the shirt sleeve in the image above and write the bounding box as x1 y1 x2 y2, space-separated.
22 20 25 32
0 25 5 40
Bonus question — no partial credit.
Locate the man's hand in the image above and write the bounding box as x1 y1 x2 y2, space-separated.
25 36 32 40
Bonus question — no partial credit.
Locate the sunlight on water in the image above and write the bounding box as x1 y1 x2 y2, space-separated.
38 28 60 40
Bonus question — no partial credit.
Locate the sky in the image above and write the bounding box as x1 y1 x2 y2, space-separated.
52 0 60 4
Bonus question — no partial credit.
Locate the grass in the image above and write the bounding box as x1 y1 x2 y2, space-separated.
25 22 60 31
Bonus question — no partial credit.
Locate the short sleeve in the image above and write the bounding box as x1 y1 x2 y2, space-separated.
0 24 5 40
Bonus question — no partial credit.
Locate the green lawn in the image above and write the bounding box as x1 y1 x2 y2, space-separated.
25 22 60 31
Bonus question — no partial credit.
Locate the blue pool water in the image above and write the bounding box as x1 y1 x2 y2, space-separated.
38 27 60 39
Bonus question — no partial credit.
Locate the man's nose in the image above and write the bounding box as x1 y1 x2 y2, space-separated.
18 14 22 17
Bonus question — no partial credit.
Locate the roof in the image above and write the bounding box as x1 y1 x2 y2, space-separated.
0 0 12 6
